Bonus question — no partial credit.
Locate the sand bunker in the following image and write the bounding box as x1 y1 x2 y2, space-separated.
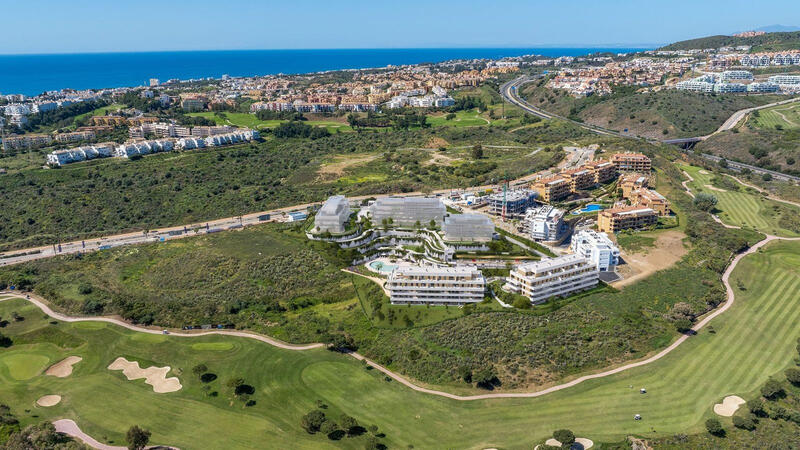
544 437 594 449
36 395 61 407
704 184 727 192
45 356 83 378
714 395 746 417
107 357 182 393
699 170 710 175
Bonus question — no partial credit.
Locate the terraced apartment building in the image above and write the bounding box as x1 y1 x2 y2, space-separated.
386 266 486 305
560 167 596 191
611 152 651 173
533 176 571 202
584 159 617 184
632 188 671 216
505 254 599 303
597 205 658 233
620 173 649 198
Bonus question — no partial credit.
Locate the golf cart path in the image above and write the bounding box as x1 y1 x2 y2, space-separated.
54 419 177 450
2 232 791 401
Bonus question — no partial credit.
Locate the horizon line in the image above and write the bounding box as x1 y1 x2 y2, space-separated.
0 44 661 57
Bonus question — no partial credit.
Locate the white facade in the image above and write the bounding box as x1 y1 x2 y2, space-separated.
747 82 780 93
675 80 714 93
314 195 351 233
768 75 800 85
115 139 174 158
505 254 599 304
720 70 753 81
46 143 114 166
369 197 446 227
442 214 494 242
387 266 485 305
570 230 619 271
523 205 565 241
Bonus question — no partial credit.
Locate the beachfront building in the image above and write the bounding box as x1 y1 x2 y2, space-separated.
632 188 671 216
369 197 446 227
584 159 617 184
523 205 565 241
570 230 620 271
505 254 599 304
314 195 352 234
442 214 494 242
386 266 486 305
487 190 538 217
611 152 651 173
597 205 657 233
533 176 571 203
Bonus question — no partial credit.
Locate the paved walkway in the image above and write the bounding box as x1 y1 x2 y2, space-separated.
53 419 178 450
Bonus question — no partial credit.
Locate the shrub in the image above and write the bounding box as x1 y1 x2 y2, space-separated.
693 192 718 211
553 429 575 445
732 415 755 430
301 410 326 434
785 368 800 385
705 418 724 436
761 379 784 399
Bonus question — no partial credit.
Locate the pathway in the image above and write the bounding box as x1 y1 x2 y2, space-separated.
54 419 177 450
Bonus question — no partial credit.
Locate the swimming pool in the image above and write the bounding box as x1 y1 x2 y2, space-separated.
368 261 398 273
573 204 604 215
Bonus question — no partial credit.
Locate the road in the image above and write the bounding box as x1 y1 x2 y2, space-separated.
502 75 800 183
0 145 593 268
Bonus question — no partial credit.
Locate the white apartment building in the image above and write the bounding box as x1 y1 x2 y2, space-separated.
570 230 620 271
314 195 352 234
720 70 753 81
46 143 114 166
714 83 747 93
442 214 494 242
523 205 565 241
505 254 599 304
768 75 800 85
115 139 174 158
386 266 486 305
747 82 780 93
676 80 714 93
369 197 446 227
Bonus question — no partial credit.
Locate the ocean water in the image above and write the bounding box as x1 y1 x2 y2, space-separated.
0 48 648 96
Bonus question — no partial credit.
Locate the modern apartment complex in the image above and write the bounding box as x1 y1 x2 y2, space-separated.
386 266 486 305
314 195 352 234
597 205 658 233
523 205 565 241
369 197 446 227
505 254 599 304
611 153 651 173
571 230 620 271
442 214 494 242
533 176 571 202
486 190 538 217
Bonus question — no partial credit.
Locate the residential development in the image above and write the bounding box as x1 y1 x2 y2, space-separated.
386 266 486 305
597 205 658 233
505 254 599 303
570 230 620 271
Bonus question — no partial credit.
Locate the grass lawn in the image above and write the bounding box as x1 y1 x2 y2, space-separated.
616 232 657 252
1 239 799 448
752 102 800 130
427 110 490 127
681 164 800 237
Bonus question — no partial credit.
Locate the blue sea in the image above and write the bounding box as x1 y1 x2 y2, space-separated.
0 48 648 96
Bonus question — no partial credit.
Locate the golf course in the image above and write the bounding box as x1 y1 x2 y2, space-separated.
1 235 799 448
681 164 800 237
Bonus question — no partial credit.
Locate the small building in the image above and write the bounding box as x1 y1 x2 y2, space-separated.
611 153 651 173
314 195 351 234
571 230 620 271
287 211 308 222
523 205 565 241
386 266 486 305
442 214 494 242
505 254 599 304
533 176 571 203
369 197 446 227
597 206 657 233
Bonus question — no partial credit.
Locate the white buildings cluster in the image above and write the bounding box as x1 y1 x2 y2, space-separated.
46 143 115 166
523 205 565 241
387 266 486 305
570 230 619 272
504 254 599 304
676 72 781 94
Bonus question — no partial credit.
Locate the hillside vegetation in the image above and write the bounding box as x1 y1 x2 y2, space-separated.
521 82 781 139
659 31 800 52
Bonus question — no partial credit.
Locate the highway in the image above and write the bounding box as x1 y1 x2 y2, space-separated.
501 76 800 183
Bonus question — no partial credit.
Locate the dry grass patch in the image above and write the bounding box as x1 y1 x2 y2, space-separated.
613 230 688 288
316 154 378 180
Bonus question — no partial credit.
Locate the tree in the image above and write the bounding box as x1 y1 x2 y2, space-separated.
674 318 693 333
339 414 359 434
192 363 208 377
748 397 766 416
732 415 756 430
705 418 724 436
320 420 339 437
786 368 800 385
364 435 383 450
553 429 575 446
693 192 718 211
301 410 327 433
471 144 483 160
0 332 11 348
126 425 151 450
761 378 784 399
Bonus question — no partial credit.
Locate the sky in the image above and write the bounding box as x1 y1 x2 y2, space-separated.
1 0 799 54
